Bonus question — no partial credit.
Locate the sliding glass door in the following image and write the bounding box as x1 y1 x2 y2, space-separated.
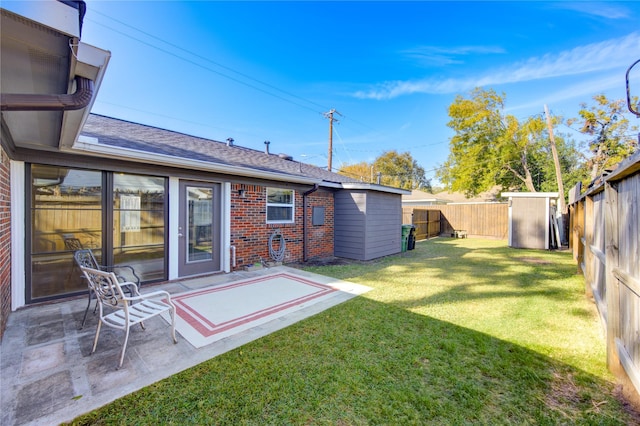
113 174 166 282
28 165 167 303
29 166 102 300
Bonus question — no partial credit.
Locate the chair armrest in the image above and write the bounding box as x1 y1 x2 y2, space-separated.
123 289 173 303
119 281 139 292
116 281 141 298
100 264 141 285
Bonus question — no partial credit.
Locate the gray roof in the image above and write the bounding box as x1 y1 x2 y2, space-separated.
81 114 362 186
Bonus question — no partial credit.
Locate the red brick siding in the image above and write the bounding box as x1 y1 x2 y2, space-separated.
305 191 334 260
0 147 11 339
230 184 333 269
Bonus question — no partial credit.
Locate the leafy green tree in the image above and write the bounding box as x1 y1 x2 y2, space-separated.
337 152 431 191
373 150 430 190
336 161 372 182
571 94 639 180
537 130 589 200
437 87 582 199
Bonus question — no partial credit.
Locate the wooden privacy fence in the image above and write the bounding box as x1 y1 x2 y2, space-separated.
569 151 640 394
404 203 508 240
402 208 441 240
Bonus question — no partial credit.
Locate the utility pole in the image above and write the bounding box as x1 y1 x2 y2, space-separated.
323 109 341 171
544 104 566 214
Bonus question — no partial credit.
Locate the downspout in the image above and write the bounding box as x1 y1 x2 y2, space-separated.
303 184 319 262
1 76 93 111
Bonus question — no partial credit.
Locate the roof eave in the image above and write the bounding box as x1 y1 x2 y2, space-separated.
72 136 321 185
339 182 411 195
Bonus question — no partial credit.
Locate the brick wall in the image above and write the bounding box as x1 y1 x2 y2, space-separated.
305 191 334 260
0 147 11 339
230 183 334 269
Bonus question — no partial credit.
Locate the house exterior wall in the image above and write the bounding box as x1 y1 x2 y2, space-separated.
334 191 367 260
230 183 334 268
0 147 11 338
364 191 402 259
334 190 402 261
306 190 334 260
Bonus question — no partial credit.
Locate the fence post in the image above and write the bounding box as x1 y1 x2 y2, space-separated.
604 181 623 375
584 196 594 297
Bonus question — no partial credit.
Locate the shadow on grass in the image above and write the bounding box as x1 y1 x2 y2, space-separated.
70 296 636 425
304 238 580 309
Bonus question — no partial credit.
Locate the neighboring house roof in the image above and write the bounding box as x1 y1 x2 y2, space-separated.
433 186 503 203
79 114 409 194
402 187 507 205
402 189 451 205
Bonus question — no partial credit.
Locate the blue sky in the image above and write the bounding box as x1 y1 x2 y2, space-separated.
78 1 640 183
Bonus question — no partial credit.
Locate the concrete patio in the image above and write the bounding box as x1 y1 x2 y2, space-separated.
1 266 357 426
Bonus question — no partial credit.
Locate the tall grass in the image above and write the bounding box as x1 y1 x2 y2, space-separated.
70 238 637 425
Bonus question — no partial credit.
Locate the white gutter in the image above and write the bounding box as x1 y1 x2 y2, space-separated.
60 42 111 149
72 135 320 185
501 192 559 198
339 182 411 195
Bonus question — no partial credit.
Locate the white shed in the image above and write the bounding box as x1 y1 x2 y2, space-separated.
502 192 559 250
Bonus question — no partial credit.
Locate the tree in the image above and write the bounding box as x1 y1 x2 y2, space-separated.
571 94 639 180
437 87 579 198
373 150 430 191
336 161 372 182
337 151 431 191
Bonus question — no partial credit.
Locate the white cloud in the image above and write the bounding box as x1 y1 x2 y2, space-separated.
553 2 631 19
506 73 624 113
353 32 640 100
402 45 505 66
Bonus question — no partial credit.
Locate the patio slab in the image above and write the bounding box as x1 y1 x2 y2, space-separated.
0 266 360 426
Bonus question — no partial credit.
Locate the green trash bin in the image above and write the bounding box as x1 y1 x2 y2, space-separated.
401 224 412 252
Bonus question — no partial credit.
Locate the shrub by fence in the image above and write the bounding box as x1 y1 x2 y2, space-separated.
569 151 640 395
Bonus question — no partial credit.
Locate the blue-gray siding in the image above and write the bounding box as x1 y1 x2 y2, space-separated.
334 190 402 260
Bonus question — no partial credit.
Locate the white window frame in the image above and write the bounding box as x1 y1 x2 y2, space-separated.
266 187 295 224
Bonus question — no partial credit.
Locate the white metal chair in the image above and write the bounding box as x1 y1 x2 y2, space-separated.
74 249 141 329
79 265 177 369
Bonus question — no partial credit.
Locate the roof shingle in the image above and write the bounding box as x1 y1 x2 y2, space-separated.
81 114 362 185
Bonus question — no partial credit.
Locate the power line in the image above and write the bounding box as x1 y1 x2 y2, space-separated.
94 99 257 137
86 15 327 115
88 10 457 162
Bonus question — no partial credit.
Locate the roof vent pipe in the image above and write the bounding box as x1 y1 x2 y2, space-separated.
1 76 93 111
264 140 270 155
226 138 234 147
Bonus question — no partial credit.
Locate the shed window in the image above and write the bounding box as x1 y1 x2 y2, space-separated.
266 188 294 223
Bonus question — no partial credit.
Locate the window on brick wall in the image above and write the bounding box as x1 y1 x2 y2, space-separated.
266 188 294 223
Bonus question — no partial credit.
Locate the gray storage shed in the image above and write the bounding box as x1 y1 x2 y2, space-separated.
502 192 559 249
334 185 408 260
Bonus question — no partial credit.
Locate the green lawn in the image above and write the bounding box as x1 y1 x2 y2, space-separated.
70 238 637 425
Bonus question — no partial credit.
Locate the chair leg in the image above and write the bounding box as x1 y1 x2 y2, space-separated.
79 292 92 329
170 306 177 344
118 326 131 369
91 321 102 354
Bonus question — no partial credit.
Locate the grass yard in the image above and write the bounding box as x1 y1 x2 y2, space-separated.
69 238 638 425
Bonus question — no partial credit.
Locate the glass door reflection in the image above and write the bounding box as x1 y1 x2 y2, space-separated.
187 186 213 262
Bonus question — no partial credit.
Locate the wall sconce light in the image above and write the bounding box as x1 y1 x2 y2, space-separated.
238 189 246 198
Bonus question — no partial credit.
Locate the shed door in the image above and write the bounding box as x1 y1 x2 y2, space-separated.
178 181 221 276
511 197 547 249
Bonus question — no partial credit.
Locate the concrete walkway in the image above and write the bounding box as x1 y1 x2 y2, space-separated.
1 266 359 426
